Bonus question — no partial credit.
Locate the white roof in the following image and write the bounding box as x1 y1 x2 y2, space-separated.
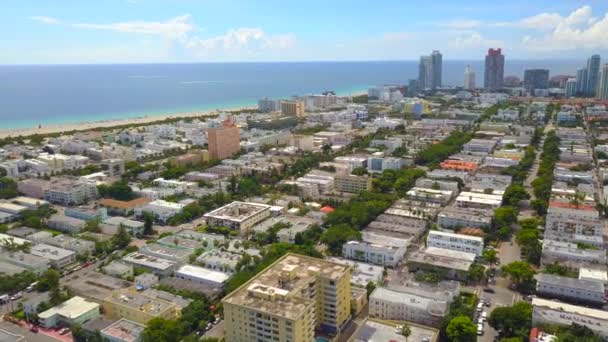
579 267 608 282
176 264 230 283
38 296 99 320
532 297 608 320
428 230 483 242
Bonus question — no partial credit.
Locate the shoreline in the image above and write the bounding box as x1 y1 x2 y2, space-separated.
0 90 367 139
0 106 250 139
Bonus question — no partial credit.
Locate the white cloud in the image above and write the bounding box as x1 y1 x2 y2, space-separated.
71 15 196 41
28 16 61 25
436 20 482 30
27 14 296 61
186 28 296 58
518 6 608 51
447 31 503 49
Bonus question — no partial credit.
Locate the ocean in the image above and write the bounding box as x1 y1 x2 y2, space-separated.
0 60 583 129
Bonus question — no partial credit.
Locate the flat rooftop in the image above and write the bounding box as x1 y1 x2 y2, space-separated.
31 243 75 261
122 252 177 270
101 319 145 342
532 297 608 320
204 201 270 223
222 254 350 321
353 319 438 342
536 273 604 292
408 247 475 272
105 290 175 315
66 271 133 302
139 243 191 260
176 264 231 284
39 296 99 320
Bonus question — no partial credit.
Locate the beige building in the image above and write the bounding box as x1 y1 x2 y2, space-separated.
103 289 181 325
208 119 241 160
169 149 209 167
222 254 352 341
280 100 305 117
334 174 372 193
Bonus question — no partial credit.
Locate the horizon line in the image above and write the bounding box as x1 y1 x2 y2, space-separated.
0 57 588 67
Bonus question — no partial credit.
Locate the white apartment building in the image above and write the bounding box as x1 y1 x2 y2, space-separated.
437 207 493 229
174 264 230 288
535 273 605 305
44 179 98 206
462 139 497 154
544 208 604 247
455 191 502 209
415 178 460 192
541 239 607 269
427 230 484 256
532 298 608 340
342 236 407 267
138 200 186 224
30 244 76 269
203 201 271 235
406 187 454 205
369 287 448 327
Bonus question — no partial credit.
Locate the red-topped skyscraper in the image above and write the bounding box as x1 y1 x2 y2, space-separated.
484 48 505 91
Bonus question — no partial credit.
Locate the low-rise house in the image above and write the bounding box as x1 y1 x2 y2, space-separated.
47 214 87 233
38 296 100 328
101 217 145 236
103 261 134 279
437 207 493 229
100 319 145 342
196 250 241 273
121 252 179 277
174 264 230 288
103 289 180 325
99 198 152 216
532 298 608 340
30 243 76 269
407 247 475 280
535 273 605 305
44 235 95 255
369 287 448 327
203 201 271 236
455 191 502 209
541 239 607 270
139 243 191 264
427 230 484 256
0 251 49 275
138 200 185 224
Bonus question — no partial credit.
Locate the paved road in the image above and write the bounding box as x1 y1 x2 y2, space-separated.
0 321 60 342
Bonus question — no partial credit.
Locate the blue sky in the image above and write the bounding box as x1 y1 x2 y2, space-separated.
4 0 608 64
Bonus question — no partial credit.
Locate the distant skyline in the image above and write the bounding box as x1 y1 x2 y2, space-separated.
4 1 608 64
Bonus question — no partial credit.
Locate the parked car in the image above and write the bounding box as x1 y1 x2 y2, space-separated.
58 327 70 335
483 288 495 293
30 326 39 333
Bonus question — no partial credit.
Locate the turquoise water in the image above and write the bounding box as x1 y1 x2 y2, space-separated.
0 60 581 129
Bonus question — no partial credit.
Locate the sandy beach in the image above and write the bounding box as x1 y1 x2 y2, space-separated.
0 106 253 139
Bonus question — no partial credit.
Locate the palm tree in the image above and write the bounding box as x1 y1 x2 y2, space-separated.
399 324 411 341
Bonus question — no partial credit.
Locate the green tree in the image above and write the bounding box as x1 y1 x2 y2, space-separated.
502 183 530 206
111 225 132 249
141 318 184 342
97 180 135 201
493 206 518 228
84 219 101 233
467 263 486 283
36 269 61 292
351 167 368 176
365 281 376 298
0 177 18 199
143 212 154 236
488 302 532 339
321 224 361 255
446 315 477 342
399 323 412 341
482 249 498 264
501 261 536 291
